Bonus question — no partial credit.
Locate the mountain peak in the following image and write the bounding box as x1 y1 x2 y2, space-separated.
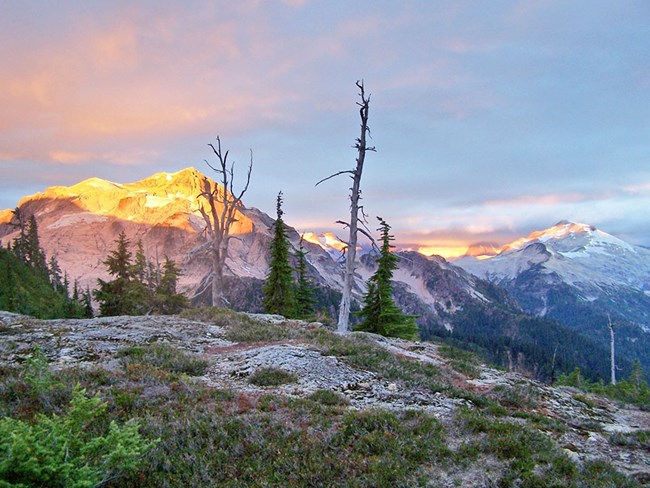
501 220 599 254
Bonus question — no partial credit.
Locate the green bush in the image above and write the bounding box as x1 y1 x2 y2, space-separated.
0 386 154 487
117 343 208 376
248 367 298 387
308 389 349 406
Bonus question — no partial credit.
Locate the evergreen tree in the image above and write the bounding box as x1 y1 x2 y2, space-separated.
94 232 137 316
9 208 27 262
294 236 315 319
354 218 419 340
103 231 132 280
83 286 94 318
132 239 148 284
25 215 47 272
48 256 62 290
152 257 188 314
262 192 296 317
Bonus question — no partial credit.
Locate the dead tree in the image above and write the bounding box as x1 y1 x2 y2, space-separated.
197 136 252 307
608 314 616 385
316 80 376 333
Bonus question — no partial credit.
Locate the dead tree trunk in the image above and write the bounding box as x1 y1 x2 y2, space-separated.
197 137 252 307
317 80 375 333
608 314 616 385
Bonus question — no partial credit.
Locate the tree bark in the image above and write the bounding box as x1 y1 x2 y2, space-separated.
317 81 375 333
198 137 252 308
608 314 616 385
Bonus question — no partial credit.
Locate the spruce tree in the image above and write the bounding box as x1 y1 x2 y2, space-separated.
153 257 188 314
94 232 137 316
295 236 315 319
354 218 419 340
132 240 148 284
262 192 296 317
25 215 47 273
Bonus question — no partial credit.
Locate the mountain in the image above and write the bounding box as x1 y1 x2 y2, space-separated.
0 168 343 310
455 220 650 374
0 174 640 380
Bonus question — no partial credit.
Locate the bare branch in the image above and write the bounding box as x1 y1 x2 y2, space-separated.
199 136 253 307
315 170 355 187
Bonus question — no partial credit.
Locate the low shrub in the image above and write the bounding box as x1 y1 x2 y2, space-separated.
308 389 349 406
248 367 298 387
118 343 208 376
0 385 154 487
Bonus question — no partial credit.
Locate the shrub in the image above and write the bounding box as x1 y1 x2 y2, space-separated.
117 343 208 376
248 367 298 387
0 385 154 487
308 389 349 406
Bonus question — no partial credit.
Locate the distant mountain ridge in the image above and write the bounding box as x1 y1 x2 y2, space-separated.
455 220 650 375
1 173 648 379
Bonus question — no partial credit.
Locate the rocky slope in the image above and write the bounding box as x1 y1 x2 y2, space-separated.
0 310 648 485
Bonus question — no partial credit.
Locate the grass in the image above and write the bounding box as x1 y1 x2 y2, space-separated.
455 408 639 487
0 311 642 487
248 367 298 387
117 343 209 377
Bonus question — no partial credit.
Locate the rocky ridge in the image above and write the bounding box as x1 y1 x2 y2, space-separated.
1 311 648 484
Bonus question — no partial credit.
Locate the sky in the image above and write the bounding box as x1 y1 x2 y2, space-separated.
1 0 649 258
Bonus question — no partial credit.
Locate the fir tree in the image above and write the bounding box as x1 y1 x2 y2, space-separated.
103 231 132 280
25 215 47 273
83 286 94 318
354 218 419 340
152 257 188 314
94 232 137 316
294 236 315 319
48 256 62 291
262 192 296 317
132 239 148 284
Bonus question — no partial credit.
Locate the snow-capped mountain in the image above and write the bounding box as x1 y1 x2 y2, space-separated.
456 220 650 295
455 220 650 374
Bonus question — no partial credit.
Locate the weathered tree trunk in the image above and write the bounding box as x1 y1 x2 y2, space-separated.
317 81 375 333
197 137 252 308
608 314 616 385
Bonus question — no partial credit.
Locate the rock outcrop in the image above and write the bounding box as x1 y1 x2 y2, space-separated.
1 311 648 483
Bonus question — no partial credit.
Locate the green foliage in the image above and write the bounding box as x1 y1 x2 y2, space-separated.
456 408 637 487
181 307 304 342
0 246 86 319
248 367 298 386
294 236 316 319
117 343 208 377
262 192 297 318
94 233 187 316
0 336 638 487
308 389 349 406
556 366 650 409
354 218 419 340
0 386 153 487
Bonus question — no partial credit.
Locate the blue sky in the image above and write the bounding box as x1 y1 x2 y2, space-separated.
1 0 649 256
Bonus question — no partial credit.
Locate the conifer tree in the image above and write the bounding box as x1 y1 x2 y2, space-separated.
83 286 94 318
132 239 148 284
25 215 47 273
295 236 315 319
262 192 296 317
153 257 188 314
94 232 136 316
354 218 419 340
48 256 62 291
